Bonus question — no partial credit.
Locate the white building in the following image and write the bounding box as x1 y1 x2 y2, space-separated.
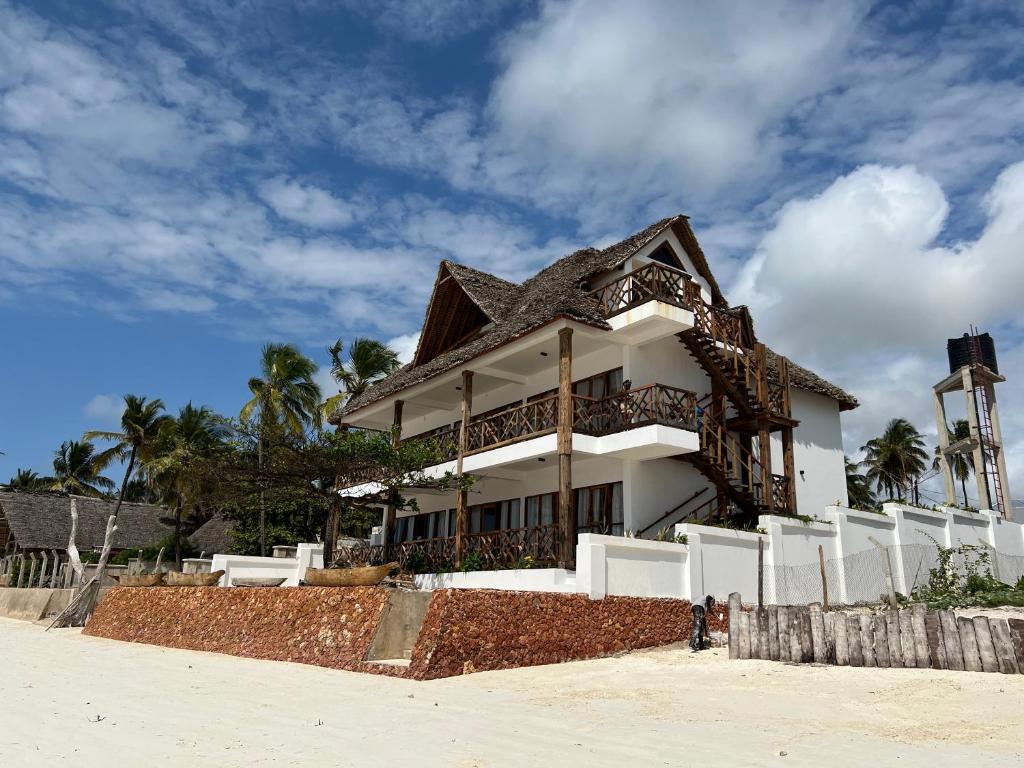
331 215 857 572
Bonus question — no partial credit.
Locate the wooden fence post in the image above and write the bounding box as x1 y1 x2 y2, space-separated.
818 545 829 611
957 616 983 673
990 620 1021 674
728 593 741 659
846 614 863 666
973 616 999 673
809 603 826 663
939 610 965 671
777 606 791 662
757 537 764 610
899 610 917 668
834 612 850 665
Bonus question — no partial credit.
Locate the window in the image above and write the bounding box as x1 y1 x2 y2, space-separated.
576 482 624 536
469 498 521 533
525 492 558 528
647 243 687 272
529 367 625 403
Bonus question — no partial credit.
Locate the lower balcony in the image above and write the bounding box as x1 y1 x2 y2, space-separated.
336 524 561 572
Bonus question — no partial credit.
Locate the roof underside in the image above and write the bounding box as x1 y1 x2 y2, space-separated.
335 214 857 418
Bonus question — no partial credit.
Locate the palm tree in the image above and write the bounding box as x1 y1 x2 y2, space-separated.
146 404 229 567
8 468 51 490
934 418 974 508
85 395 172 523
844 456 875 510
49 441 115 497
322 338 400 419
860 418 929 503
240 343 321 555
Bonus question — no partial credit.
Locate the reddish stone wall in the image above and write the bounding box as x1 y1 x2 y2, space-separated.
408 589 726 680
86 586 728 679
85 586 390 672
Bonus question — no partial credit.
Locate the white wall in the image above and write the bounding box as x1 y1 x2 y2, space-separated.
775 388 848 513
211 543 323 587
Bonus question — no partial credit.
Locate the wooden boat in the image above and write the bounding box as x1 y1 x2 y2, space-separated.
303 563 398 587
115 574 164 587
231 577 287 587
164 570 225 587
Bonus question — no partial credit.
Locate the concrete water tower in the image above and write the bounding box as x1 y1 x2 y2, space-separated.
933 331 1013 518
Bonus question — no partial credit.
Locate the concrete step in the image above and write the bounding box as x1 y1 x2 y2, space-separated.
364 590 432 664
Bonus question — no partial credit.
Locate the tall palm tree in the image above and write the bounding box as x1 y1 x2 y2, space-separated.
934 418 974 507
146 404 229 567
240 343 321 555
844 456 875 510
8 468 52 490
322 338 400 419
49 441 115 497
860 418 929 503
85 395 172 523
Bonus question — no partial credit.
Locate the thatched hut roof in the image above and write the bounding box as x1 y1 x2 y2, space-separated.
188 514 234 556
0 489 172 553
335 214 856 418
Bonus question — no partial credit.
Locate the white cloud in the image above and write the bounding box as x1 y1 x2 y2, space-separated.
339 0 514 43
387 332 420 365
733 161 1024 505
83 394 123 426
258 176 366 229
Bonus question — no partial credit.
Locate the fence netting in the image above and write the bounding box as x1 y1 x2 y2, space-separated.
764 543 1024 607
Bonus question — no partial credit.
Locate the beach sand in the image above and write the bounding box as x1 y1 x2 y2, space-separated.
2 616 1021 767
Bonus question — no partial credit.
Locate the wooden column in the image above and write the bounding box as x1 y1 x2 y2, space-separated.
759 426 773 513
781 426 796 512
557 328 575 569
381 399 404 548
455 371 473 567
961 367 991 510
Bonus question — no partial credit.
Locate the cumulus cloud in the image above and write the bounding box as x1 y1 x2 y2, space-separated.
258 177 367 229
339 0 514 43
733 161 1024 506
386 332 421 365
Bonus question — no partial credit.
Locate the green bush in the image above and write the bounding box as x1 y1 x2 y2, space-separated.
460 551 486 573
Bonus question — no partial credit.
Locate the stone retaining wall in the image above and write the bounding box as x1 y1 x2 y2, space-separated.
85 587 725 679
409 589 725 679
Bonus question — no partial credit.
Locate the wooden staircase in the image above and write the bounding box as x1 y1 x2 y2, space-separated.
674 287 799 527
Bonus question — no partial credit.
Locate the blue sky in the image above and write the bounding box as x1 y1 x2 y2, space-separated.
2 0 1024 508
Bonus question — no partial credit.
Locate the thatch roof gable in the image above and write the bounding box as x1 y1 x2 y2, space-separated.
0 490 172 552
335 214 855 418
188 514 234 556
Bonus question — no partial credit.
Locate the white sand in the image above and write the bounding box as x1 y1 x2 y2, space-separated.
2 617 1022 768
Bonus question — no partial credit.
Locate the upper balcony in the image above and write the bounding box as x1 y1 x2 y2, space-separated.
587 262 698 344
401 383 698 474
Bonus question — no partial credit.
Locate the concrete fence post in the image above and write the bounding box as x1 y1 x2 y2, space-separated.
38 551 49 588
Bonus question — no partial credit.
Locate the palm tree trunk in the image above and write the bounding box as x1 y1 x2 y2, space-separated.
112 445 137 524
961 476 969 509
174 499 183 569
258 429 266 557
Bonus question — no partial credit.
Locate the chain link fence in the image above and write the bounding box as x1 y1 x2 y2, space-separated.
764 542 1024 607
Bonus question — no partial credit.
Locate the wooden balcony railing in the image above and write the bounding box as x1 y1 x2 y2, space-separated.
589 262 694 318
335 525 559 572
403 425 460 463
465 394 558 454
572 384 698 435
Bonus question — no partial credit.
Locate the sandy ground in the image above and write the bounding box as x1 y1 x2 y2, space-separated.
2 617 1022 767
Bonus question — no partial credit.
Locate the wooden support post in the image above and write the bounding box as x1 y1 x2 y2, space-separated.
799 608 813 663
834 612 850 665
973 616 999 673
781 426 796 512
924 611 945 669
738 612 752 660
809 603 826 663
872 614 890 668
49 550 60 588
27 553 37 588
380 399 404 554
990 619 1020 674
789 608 803 662
777 605 791 662
767 605 780 661
846 614 863 666
818 544 829 611
860 614 876 667
758 427 773 514
758 609 770 660
958 616 983 672
897 610 915 667
455 373 473 568
885 611 903 667
911 605 931 667
728 593 741 659
1006 619 1024 672
38 551 49 589
557 328 575 570
939 610 965 671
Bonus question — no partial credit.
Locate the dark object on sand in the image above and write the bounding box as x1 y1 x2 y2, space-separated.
690 595 715 651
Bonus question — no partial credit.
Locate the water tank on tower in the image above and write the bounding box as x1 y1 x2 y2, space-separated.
947 332 998 374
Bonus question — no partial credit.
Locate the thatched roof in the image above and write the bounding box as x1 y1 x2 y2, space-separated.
335 214 856 418
0 489 173 552
188 514 234 556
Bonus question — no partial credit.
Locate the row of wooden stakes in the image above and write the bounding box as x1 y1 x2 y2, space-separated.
726 593 1024 674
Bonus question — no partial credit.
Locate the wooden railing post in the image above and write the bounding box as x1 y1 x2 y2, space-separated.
782 426 796 512
380 399 404 549
455 371 473 568
557 328 575 570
